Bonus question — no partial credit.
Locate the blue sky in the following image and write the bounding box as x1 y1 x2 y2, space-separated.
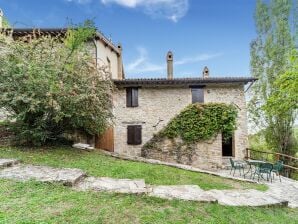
0 0 257 78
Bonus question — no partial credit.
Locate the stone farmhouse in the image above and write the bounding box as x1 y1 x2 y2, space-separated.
0 13 256 169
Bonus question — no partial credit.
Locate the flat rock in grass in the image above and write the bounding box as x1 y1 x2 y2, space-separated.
206 189 288 207
0 165 86 186
75 177 147 194
149 185 217 202
0 159 19 168
72 143 94 151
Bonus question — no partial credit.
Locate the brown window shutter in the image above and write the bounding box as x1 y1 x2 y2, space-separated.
127 125 142 145
131 88 138 107
191 88 204 103
134 125 142 144
126 88 132 107
127 126 134 144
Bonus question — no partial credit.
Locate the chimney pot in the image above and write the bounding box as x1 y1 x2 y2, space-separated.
203 66 209 78
167 51 173 79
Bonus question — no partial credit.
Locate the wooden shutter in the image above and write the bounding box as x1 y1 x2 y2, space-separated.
126 87 138 107
126 88 132 107
127 125 142 145
191 88 204 103
127 126 134 144
134 125 142 144
131 88 138 107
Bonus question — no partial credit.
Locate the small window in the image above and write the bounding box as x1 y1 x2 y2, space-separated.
127 125 142 145
126 87 138 107
191 88 204 103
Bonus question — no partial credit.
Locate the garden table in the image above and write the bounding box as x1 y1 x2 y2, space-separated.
243 159 266 179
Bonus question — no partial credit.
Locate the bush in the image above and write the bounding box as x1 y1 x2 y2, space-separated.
0 21 114 146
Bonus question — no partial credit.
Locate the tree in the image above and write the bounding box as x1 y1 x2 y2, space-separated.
3 17 10 28
0 21 114 145
249 0 297 154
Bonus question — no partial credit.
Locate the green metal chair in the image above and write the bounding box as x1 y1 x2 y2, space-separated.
229 158 245 176
272 160 283 182
253 162 273 182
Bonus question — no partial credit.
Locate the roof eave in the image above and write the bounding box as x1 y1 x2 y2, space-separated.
113 78 257 87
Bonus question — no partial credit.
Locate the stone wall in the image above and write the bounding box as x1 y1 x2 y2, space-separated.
113 84 248 168
141 134 222 170
203 84 248 160
113 87 191 156
0 125 14 146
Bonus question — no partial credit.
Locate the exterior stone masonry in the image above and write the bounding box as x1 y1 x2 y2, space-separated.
113 87 191 156
113 83 248 169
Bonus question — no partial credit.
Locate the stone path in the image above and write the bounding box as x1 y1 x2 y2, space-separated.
0 158 297 208
0 158 19 168
149 185 217 203
75 177 147 193
0 165 86 186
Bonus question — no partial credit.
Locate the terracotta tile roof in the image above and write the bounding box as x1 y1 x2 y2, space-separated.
113 77 257 87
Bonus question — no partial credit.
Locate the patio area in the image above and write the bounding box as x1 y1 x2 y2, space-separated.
217 161 298 208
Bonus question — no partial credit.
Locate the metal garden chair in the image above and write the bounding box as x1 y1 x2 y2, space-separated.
272 160 283 182
253 162 273 182
229 158 245 176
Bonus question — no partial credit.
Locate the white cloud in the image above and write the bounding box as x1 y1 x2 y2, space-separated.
126 47 164 73
101 0 189 22
126 47 223 74
65 0 92 4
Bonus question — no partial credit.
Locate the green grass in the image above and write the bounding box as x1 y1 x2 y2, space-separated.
0 146 267 191
0 179 297 224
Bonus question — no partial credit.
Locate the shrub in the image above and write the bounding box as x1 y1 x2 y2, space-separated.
0 21 114 146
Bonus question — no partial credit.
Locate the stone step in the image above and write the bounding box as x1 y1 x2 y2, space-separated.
148 185 217 203
0 165 86 186
206 189 288 207
0 159 20 168
75 177 147 194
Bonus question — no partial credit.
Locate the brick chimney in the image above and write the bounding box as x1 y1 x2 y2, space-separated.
203 66 209 78
167 51 173 79
0 9 3 29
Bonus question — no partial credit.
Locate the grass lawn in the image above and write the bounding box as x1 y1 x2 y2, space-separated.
0 146 267 191
0 179 297 224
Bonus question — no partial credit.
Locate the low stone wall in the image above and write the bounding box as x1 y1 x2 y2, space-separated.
0 125 14 146
141 134 223 170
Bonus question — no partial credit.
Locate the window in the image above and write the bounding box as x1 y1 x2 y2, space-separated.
191 87 204 103
126 87 139 107
127 125 142 145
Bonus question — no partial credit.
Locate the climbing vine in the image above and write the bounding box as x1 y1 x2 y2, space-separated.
147 103 238 146
142 103 238 164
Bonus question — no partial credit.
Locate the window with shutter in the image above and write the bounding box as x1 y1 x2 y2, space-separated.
126 87 139 107
191 87 204 103
127 125 142 145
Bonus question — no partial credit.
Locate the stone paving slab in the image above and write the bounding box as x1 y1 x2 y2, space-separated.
0 157 297 208
149 185 217 202
206 189 288 207
266 178 298 208
0 159 19 168
75 177 147 194
0 165 86 186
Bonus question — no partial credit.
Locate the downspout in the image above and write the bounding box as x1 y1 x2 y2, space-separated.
244 79 257 93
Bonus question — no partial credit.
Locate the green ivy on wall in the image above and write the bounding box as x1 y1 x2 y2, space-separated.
158 103 238 143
